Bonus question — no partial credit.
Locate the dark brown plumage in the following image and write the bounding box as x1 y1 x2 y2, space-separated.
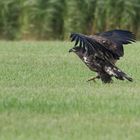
69 29 136 83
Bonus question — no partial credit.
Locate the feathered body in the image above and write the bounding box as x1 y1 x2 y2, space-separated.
69 29 136 83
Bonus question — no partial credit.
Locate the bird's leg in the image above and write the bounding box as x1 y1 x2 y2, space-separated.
87 75 100 82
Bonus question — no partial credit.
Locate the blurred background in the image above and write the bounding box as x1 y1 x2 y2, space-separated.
0 0 140 40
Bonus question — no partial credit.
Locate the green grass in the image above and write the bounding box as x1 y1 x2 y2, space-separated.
0 41 140 140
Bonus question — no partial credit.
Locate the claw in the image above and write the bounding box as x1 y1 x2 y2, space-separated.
87 77 96 82
87 75 100 82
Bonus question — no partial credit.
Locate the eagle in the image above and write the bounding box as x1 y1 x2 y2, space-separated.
69 29 136 83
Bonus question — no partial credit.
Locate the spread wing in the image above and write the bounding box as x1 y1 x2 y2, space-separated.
96 29 136 57
70 33 119 62
96 29 136 44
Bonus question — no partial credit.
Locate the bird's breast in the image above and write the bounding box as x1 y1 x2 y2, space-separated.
82 56 98 72
83 56 88 63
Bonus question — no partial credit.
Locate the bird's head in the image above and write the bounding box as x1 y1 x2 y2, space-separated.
69 46 82 53
69 46 84 59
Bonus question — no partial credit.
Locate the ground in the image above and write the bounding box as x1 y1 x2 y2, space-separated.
0 41 140 140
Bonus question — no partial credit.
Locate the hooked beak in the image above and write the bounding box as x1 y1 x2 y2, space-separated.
69 48 75 53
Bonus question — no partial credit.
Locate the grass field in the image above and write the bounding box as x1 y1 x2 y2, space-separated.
0 41 140 140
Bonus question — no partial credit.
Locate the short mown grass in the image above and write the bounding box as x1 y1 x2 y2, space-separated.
0 41 140 140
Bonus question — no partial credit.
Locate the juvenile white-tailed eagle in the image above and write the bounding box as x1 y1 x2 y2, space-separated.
69 29 136 83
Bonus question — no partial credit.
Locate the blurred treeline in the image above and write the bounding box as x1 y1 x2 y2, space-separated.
0 0 140 40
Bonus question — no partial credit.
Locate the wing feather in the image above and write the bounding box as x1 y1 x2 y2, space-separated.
97 29 136 44
70 33 118 61
94 29 136 57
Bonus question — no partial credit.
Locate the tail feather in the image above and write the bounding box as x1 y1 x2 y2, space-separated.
104 65 133 82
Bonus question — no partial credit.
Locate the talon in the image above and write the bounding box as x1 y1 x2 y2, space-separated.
87 75 100 82
87 77 96 82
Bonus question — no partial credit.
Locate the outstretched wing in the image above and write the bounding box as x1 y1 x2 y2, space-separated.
96 29 136 57
96 29 136 44
70 33 119 62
